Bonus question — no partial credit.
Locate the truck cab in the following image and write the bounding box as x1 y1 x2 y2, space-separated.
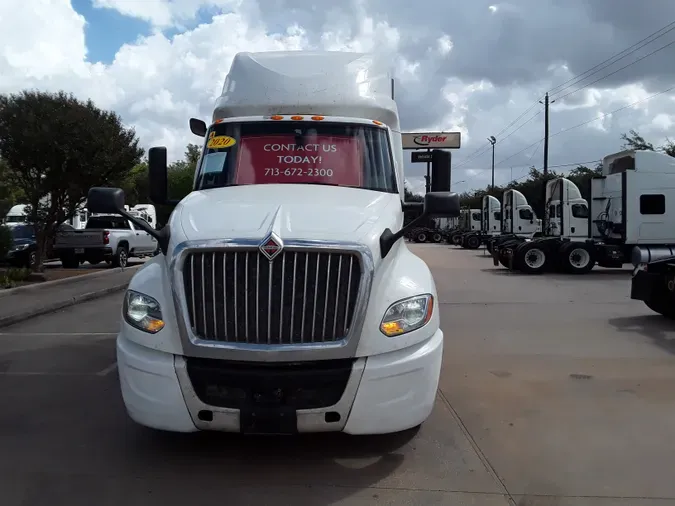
502 189 540 236
545 178 589 238
86 51 459 436
481 195 501 236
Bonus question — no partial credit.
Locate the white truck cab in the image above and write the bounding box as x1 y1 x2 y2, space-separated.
86 51 460 435
501 189 541 236
545 178 589 238
481 195 501 235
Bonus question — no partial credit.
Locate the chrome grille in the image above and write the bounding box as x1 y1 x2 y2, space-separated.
183 249 362 344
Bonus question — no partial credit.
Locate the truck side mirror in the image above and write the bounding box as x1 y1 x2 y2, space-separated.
87 187 125 214
190 118 207 137
430 149 451 192
424 192 460 218
148 147 168 206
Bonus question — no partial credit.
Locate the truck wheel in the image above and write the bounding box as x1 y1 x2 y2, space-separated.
515 243 548 274
431 232 442 243
26 251 36 269
497 240 519 268
416 231 428 243
451 233 462 246
645 289 675 319
60 255 79 269
559 242 595 274
112 246 129 268
465 235 480 250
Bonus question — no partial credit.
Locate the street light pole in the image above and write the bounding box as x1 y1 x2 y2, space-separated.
488 136 496 189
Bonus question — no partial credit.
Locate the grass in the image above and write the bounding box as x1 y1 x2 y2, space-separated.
0 267 32 289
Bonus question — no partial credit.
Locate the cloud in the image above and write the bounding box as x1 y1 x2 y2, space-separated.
1 0 675 196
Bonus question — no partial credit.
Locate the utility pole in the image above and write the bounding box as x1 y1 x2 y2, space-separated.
539 92 555 229
488 135 496 189
543 93 549 176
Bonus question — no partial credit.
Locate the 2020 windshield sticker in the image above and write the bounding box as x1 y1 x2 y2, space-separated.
234 134 363 186
207 133 236 149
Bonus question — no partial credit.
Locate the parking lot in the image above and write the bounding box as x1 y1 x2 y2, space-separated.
2 244 675 505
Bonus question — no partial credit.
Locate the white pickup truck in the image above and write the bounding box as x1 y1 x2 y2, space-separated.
53 214 157 268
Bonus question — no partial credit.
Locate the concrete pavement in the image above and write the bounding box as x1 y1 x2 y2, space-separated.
1 244 675 505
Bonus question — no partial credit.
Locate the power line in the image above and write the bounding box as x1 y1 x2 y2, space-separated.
457 83 675 189
549 20 675 96
454 21 675 174
549 84 675 140
453 109 543 170
554 38 675 101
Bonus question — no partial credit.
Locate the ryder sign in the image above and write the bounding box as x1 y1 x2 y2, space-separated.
402 132 461 150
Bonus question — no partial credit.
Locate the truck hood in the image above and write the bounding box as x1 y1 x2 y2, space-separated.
176 184 401 247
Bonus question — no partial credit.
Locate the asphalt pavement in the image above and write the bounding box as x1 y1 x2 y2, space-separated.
1 244 675 505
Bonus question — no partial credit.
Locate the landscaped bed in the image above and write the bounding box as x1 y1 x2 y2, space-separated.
0 265 105 290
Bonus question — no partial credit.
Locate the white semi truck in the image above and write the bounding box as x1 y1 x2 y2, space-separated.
458 195 501 250
86 51 460 435
486 189 542 254
449 208 480 245
495 149 675 274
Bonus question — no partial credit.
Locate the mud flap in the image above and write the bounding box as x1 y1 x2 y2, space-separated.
630 270 659 302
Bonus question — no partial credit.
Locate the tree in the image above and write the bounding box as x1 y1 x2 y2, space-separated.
0 90 143 270
621 129 655 152
0 158 24 218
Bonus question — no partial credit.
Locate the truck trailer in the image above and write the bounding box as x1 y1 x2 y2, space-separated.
496 149 675 274
85 51 460 435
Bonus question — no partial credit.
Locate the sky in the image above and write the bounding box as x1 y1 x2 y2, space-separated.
2 0 675 196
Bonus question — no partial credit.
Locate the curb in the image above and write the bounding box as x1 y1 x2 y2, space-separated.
0 265 142 329
0 264 141 298
0 282 131 329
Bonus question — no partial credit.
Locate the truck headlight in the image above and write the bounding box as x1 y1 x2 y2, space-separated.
379 294 434 337
123 290 165 333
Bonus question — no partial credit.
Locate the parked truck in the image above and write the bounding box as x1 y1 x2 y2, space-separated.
85 50 460 435
53 213 157 268
487 189 542 254
449 208 481 245
459 195 501 250
496 149 675 274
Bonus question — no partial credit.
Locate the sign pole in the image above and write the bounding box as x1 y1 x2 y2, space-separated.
425 148 431 194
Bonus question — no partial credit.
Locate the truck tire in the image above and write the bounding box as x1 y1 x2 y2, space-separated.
451 233 462 246
645 293 675 319
112 245 129 268
60 255 79 269
497 240 520 268
431 232 443 243
416 231 428 243
515 242 548 274
464 235 480 250
559 242 595 274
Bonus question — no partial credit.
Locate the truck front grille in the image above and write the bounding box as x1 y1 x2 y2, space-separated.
183 249 362 344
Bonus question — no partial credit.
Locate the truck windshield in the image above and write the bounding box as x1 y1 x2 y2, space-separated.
196 121 398 193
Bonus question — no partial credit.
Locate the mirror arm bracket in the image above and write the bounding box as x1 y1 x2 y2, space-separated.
117 209 171 255
380 212 428 259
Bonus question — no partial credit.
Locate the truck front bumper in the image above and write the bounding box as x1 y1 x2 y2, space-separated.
117 329 443 435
